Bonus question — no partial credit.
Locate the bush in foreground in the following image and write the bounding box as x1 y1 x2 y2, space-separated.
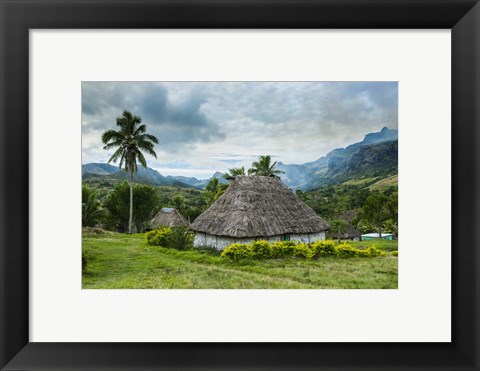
145 227 194 250
221 240 388 260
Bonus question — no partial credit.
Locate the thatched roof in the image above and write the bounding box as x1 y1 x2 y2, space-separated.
150 208 189 228
329 224 362 239
191 176 330 238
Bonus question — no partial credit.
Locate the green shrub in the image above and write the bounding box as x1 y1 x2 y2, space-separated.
365 244 387 257
335 243 359 257
270 241 296 258
221 243 252 260
166 227 194 250
145 227 172 247
220 239 388 261
391 250 398 257
251 240 272 259
293 242 313 259
311 240 336 257
145 227 194 250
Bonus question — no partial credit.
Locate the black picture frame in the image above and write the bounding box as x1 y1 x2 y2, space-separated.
1 1 479 370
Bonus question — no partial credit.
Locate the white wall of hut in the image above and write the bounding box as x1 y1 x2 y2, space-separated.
193 232 326 251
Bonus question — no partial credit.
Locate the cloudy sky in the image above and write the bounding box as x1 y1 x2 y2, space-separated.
82 82 397 179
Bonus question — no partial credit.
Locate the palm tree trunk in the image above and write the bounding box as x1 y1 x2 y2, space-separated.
128 171 133 234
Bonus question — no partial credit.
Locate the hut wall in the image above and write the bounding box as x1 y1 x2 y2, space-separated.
194 232 325 250
194 233 253 250
290 232 326 244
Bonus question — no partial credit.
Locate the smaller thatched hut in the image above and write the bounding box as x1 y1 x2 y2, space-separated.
149 207 189 230
328 211 362 241
191 176 330 250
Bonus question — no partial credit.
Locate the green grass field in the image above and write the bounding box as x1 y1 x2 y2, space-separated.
82 233 398 289
349 239 399 252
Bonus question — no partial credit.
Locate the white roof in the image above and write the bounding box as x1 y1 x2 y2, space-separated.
361 233 393 237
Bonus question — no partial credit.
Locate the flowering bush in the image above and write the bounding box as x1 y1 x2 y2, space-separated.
220 240 389 260
145 227 172 247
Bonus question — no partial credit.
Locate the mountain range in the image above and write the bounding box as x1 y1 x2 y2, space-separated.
82 127 398 191
277 126 398 189
82 164 228 189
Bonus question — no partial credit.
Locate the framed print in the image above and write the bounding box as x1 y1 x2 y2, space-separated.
1 1 479 370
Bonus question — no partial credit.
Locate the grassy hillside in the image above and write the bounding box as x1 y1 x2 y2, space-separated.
369 174 398 191
82 233 398 289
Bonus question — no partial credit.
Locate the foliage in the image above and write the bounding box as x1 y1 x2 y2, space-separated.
269 241 313 259
101 110 159 233
166 226 194 251
82 184 105 227
391 250 398 257
145 227 172 247
301 183 374 220
203 178 228 209
382 219 398 236
145 227 194 250
223 167 246 180
359 193 390 236
221 240 386 260
220 243 252 260
329 218 348 243
172 194 186 213
250 240 272 259
310 240 337 257
102 110 159 176
248 155 285 178
84 180 205 223
295 189 308 201
356 219 377 234
104 181 160 232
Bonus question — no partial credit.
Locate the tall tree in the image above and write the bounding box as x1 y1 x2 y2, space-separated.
248 155 285 178
104 181 160 233
360 193 389 237
102 110 158 233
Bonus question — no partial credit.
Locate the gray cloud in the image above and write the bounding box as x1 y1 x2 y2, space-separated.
82 82 225 154
82 81 397 177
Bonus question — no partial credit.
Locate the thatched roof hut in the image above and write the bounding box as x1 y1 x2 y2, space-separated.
328 211 362 240
329 224 362 240
149 207 189 229
191 176 329 239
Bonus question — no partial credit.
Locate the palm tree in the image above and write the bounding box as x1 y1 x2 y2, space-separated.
223 166 246 180
248 155 285 178
82 184 105 227
102 110 158 233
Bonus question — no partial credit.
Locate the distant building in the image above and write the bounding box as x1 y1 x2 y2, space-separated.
149 207 189 230
361 233 394 241
328 211 362 241
190 175 330 250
